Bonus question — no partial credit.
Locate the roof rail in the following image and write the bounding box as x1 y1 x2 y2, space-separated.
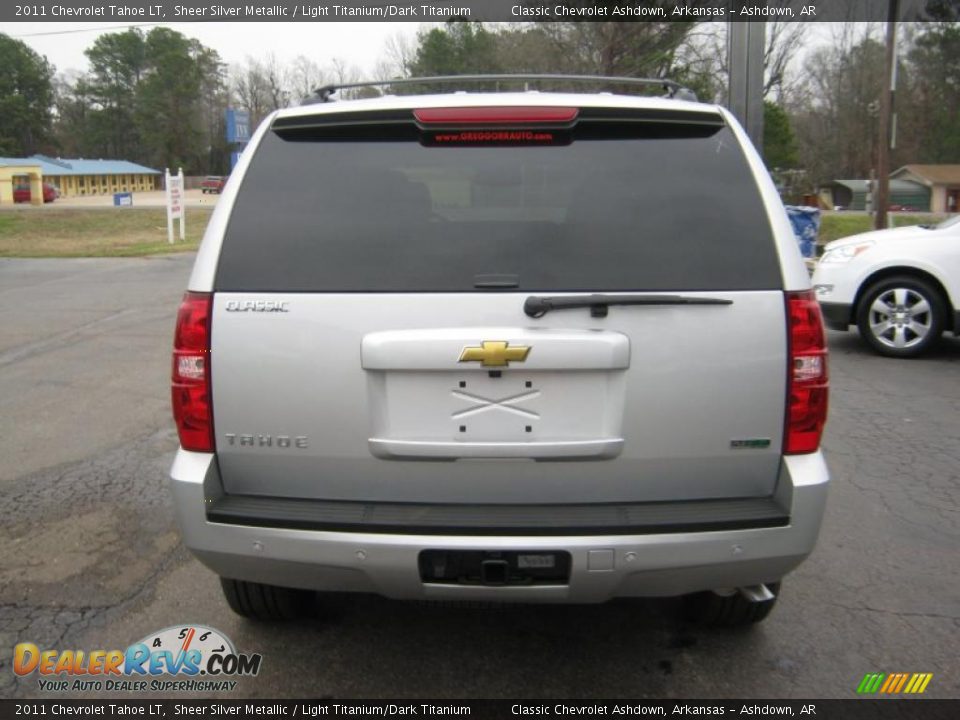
306 74 699 105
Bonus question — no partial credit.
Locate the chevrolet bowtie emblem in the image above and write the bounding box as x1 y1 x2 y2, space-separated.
458 341 531 367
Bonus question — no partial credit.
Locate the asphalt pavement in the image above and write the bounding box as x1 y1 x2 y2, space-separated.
1 255 957 699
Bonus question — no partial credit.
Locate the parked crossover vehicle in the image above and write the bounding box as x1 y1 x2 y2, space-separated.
170 75 830 627
813 215 960 357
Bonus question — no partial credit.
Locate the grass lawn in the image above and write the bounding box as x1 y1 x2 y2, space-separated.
0 207 212 257
0 205 946 258
818 213 944 246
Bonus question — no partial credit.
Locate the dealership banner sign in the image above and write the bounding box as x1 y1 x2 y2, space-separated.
5 0 958 24
0 699 957 719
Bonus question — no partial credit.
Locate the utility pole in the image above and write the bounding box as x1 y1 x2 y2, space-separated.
875 0 899 229
728 21 766 152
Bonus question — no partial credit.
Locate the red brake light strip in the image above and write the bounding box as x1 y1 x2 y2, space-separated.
414 107 578 124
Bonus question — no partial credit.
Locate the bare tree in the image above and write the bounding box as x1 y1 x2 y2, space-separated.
531 22 695 78
327 57 357 85
667 21 729 103
258 53 290 110
788 23 885 186
686 21 809 104
289 55 325 104
231 60 270 127
325 58 375 98
231 54 290 127
763 22 810 101
380 32 417 78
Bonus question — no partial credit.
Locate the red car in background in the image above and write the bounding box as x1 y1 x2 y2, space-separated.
200 176 226 194
13 182 57 203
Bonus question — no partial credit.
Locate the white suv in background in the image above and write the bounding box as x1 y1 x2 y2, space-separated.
813 215 960 357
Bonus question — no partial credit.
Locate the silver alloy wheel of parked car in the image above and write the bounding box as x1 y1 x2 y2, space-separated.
869 287 933 349
856 276 945 358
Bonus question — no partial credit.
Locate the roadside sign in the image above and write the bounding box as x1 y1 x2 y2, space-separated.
226 109 251 144
166 168 186 244
227 108 251 171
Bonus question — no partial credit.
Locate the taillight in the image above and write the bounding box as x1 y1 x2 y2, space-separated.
414 107 578 124
172 292 214 452
785 290 829 454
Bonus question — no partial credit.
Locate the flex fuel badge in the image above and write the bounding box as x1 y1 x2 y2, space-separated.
13 624 261 693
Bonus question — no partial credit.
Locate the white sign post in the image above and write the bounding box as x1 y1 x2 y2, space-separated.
166 167 186 244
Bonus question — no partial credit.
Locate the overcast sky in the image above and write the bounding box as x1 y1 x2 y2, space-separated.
8 20 851 92
7 22 427 78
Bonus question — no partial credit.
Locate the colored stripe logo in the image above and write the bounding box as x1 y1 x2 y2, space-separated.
857 672 933 694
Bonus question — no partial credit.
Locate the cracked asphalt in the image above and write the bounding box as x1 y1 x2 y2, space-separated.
1 255 958 700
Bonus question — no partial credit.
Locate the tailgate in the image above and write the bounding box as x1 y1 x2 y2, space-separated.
208 101 788 507
211 291 786 504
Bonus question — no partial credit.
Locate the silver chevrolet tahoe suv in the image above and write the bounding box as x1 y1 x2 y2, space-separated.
170 76 829 627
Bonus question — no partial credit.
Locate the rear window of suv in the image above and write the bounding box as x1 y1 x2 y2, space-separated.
215 108 782 292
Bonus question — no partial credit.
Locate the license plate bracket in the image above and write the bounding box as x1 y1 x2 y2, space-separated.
419 550 571 586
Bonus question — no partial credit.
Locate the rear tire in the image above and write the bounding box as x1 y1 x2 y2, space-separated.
856 276 945 358
683 582 781 627
219 578 313 621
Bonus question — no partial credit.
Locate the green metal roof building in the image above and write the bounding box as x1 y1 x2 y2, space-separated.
829 179 931 212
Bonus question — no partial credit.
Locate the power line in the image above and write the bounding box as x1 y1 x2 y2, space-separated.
12 23 162 38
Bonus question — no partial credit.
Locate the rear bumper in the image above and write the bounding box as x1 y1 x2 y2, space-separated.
169 451 829 602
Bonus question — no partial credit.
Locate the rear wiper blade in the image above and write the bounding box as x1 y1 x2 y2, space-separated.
524 294 733 318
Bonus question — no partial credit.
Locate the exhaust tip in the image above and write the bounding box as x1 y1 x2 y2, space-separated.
738 584 776 603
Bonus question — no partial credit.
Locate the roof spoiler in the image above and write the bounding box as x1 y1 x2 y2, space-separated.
304 74 699 105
